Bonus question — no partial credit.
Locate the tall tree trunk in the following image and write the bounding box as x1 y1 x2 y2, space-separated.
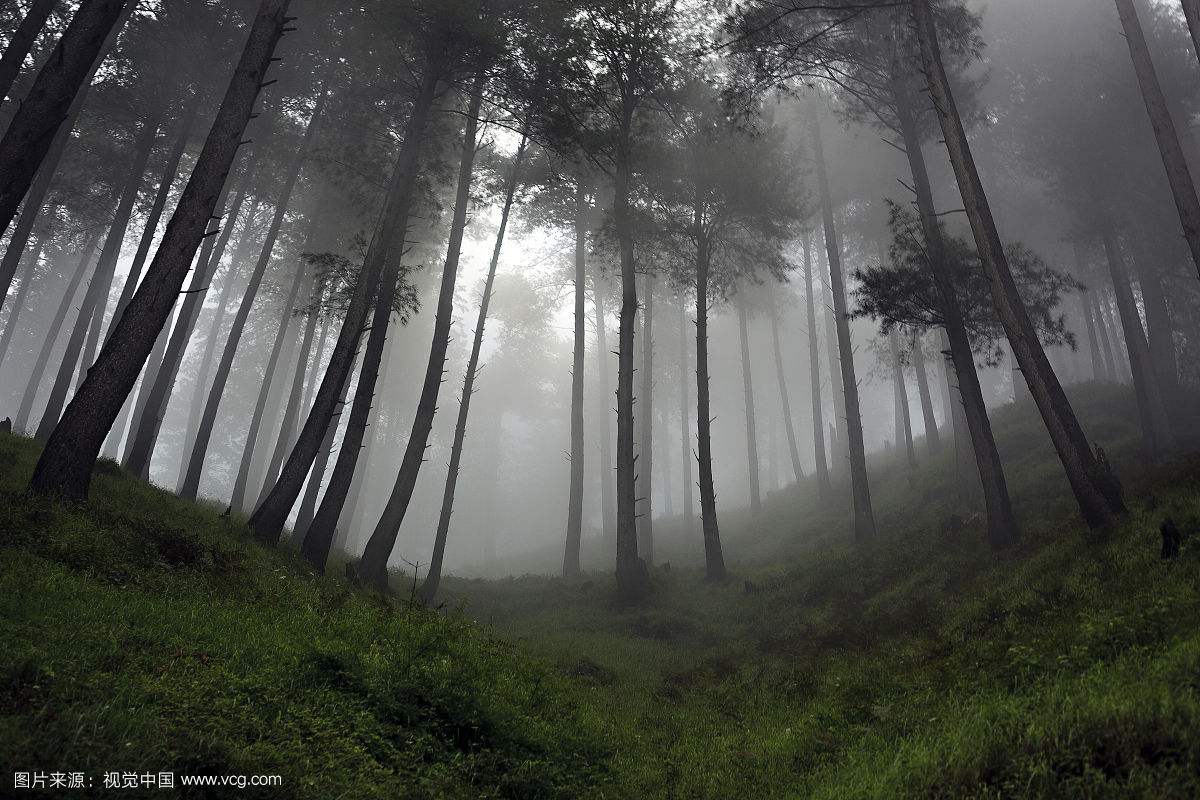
341 329 394 555
803 235 832 496
913 0 1125 529
1099 291 1131 381
1134 255 1179 399
293 349 357 543
30 0 292 500
0 0 57 103
593 269 616 550
639 273 655 560
769 300 804 483
180 91 323 501
891 328 916 469
678 294 694 536
0 0 130 241
14 233 99 432
356 74 484 588
1114 0 1200 280
1101 232 1174 461
303 316 329 412
250 68 440 544
911 330 941 456
736 297 762 514
810 114 875 542
0 210 54 371
695 227 726 581
564 172 587 579
1183 0 1200 65
817 241 845 478
1074 243 1109 382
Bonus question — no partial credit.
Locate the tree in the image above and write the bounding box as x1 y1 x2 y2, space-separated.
0 0 58 104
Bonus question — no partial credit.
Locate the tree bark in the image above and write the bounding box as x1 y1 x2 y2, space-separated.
913 0 1124 529
810 114 876 542
564 172 587 578
0 0 57 103
638 273 656 559
592 268 617 550
1074 243 1109 382
678 293 694 536
250 68 440 544
356 74 484 589
13 233 99 433
736 297 762 514
293 348 357 544
803 235 832 496
695 226 726 581
891 328 916 469
0 0 130 241
911 330 941 456
769 300 804 483
1133 254 1179 399
1183 0 1200 66
816 241 845 478
1114 0 1200 281
0 211 53 372
29 0 293 500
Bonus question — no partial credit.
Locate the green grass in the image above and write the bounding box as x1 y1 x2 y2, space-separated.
3 383 1200 797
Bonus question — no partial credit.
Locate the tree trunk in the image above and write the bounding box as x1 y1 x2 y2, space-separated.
816 241 845 478
891 328 916 469
810 114 875 542
293 349 357 544
695 227 726 581
638 273 656 559
0 210 54 371
911 330 941 456
736 297 762 514
1101 232 1174 461
29 0 292 500
769 301 804 483
593 269 617 550
564 172 587 579
1133 255 1179 399
1074 243 1109 382
1092 291 1120 382
180 90 324 501
1114 0 1200 280
803 235 832 496
250 68 439 544
0 0 57 103
0 0 130 241
14 233 99 433
913 0 1125 529
356 74 484 589
678 294 694 536
1183 0 1200 67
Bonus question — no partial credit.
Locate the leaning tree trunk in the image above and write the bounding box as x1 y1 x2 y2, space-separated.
913 0 1125 529
1096 291 1130 381
1114 0 1200 281
421 132 529 604
638 273 656 560
356 74 484 589
911 330 941 456
678 294 694 536
810 114 875 542
736 297 762 515
181 90 324 501
14 234 99 433
0 207 55 371
1101 232 1174 461
0 0 131 242
694 227 726 582
1133 254 1179 401
29 0 293 501
564 172 587 579
890 328 917 469
803 235 832 496
817 242 846 478
769 300 804 483
250 68 440 545
293 349 357 544
1073 242 1109 382
0 0 57 103
593 269 617 550
1183 0 1200 67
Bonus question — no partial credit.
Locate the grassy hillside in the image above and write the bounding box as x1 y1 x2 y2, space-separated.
3 384 1200 798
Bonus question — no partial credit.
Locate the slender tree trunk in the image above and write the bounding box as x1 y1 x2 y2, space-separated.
1134 255 1179 399
817 241 845 478
293 349 357 544
639 273 655 560
810 114 875 542
1098 291 1130 381
695 228 726 581
0 0 130 240
1101 232 1174 461
736 298 762 514
14 233 99 432
0 0 57 103
911 330 940 456
356 74 484 588
341 329 394 554
770 301 804 483
1074 243 1109 382
1183 0 1200 65
913 0 1125 529
303 317 329 412
593 269 616 550
891 328 916 469
30 0 292 500
678 294 694 536
1114 0 1200 280
564 175 587 578
0 212 53 371
250 68 440 544
181 91 324 501
803 235 831 496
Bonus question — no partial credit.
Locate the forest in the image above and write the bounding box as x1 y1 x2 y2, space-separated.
3 0 1200 797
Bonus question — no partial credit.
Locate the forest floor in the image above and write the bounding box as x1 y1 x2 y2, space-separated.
2 384 1200 798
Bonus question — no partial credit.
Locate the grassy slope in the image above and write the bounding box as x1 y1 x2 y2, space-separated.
443 384 1200 798
2 384 1200 798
